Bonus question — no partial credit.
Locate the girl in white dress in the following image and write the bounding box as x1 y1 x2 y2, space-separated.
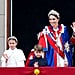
1 36 26 67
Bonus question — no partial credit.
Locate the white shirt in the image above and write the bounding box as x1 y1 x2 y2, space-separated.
1 48 26 67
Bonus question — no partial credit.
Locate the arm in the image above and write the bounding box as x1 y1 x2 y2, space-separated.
1 51 8 67
16 50 26 67
70 24 75 44
1 56 6 67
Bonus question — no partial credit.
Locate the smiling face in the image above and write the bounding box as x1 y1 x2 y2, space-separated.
49 15 59 29
8 39 17 50
72 22 75 27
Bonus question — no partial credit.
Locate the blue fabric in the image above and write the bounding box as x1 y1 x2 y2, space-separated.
46 44 54 66
42 25 72 67
29 56 48 67
43 48 48 51
64 49 72 66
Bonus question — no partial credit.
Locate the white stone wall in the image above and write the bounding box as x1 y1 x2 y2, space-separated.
0 0 5 66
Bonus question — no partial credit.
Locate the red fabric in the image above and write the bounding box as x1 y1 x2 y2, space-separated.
54 50 57 66
46 34 64 58
26 51 34 66
38 34 46 48
0 67 75 75
70 37 75 45
38 26 64 59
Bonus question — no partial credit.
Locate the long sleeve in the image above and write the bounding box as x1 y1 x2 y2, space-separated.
15 50 26 67
1 56 6 67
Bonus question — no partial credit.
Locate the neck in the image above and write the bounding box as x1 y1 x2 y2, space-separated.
53 23 58 29
53 27 58 31
9 47 16 50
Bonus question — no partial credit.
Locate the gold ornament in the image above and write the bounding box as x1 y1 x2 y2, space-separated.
34 69 40 75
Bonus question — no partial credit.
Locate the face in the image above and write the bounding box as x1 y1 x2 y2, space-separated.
8 40 17 50
34 50 43 58
72 22 75 27
49 15 59 29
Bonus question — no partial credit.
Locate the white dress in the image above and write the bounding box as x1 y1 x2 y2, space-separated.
1 48 26 67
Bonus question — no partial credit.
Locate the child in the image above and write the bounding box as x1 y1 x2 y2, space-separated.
29 44 48 67
1 36 26 67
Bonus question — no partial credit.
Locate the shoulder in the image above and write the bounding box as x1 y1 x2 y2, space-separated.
61 24 67 29
29 58 36 63
60 24 68 33
4 49 10 54
15 49 24 54
37 26 49 39
17 49 23 51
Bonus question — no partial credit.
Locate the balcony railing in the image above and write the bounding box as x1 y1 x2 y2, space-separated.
0 67 75 75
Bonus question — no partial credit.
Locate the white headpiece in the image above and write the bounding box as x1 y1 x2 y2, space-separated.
8 36 18 42
48 10 60 19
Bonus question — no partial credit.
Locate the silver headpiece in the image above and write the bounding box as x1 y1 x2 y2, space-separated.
48 10 60 19
8 36 18 42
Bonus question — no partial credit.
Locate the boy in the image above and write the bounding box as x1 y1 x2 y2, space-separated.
29 44 48 67
1 36 26 67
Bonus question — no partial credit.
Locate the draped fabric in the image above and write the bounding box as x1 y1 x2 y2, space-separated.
1 48 26 67
0 67 75 75
38 24 72 67
26 49 34 66
70 37 75 45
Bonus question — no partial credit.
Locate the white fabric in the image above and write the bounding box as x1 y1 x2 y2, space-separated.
53 28 64 67
38 24 68 67
54 28 68 67
1 48 26 67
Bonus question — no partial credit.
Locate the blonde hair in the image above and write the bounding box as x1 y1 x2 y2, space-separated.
34 44 43 51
